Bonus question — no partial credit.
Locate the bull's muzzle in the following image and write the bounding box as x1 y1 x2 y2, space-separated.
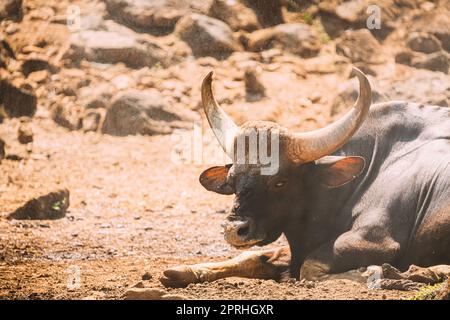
221 217 265 249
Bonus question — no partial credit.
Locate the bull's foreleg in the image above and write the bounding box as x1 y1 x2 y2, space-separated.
160 246 290 288
299 230 402 283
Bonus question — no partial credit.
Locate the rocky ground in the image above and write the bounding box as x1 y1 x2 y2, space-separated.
0 0 449 300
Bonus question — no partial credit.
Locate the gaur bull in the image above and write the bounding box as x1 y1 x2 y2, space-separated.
161 67 450 289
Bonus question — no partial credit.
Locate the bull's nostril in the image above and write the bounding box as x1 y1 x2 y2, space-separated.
237 225 250 237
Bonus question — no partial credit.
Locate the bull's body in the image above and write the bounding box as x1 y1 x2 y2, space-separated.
285 101 450 276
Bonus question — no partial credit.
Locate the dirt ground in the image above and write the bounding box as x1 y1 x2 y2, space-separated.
1 0 449 300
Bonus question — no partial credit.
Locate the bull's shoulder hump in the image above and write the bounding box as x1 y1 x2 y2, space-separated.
369 101 450 120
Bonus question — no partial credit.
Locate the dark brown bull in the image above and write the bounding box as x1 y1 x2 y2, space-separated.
161 67 450 289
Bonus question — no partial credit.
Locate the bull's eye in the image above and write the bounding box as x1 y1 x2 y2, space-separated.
275 181 285 188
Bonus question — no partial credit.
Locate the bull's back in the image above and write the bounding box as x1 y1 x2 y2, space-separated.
338 101 450 267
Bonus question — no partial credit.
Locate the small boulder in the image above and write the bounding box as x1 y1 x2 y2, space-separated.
102 89 198 136
122 288 187 300
246 23 321 58
0 79 37 118
103 0 203 35
81 109 103 133
176 13 242 59
410 10 450 52
0 138 5 160
317 0 397 39
244 67 265 102
8 189 70 220
18 119 33 145
208 0 260 32
0 38 15 69
123 288 166 300
412 51 449 74
0 0 22 21
336 29 385 64
21 57 56 77
66 30 171 68
407 32 442 54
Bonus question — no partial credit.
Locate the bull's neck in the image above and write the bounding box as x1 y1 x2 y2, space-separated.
283 179 357 261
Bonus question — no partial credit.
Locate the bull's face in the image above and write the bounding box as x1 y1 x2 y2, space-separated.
199 67 371 248
200 156 365 248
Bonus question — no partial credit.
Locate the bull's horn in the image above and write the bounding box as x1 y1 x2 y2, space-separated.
287 67 372 163
201 71 238 158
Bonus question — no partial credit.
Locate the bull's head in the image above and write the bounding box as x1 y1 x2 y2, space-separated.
200 67 371 248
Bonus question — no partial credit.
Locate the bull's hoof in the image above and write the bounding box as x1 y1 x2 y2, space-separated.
160 265 202 288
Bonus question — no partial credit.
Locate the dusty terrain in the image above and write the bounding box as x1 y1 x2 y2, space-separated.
1 0 449 299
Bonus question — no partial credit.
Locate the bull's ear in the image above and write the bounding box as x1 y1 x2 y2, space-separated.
199 164 234 195
314 156 365 188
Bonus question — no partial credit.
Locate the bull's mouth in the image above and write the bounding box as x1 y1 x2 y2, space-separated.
221 218 266 249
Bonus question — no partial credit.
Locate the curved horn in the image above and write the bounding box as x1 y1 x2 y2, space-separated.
201 71 238 158
287 67 372 163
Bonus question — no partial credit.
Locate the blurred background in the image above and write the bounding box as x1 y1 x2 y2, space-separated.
0 0 449 300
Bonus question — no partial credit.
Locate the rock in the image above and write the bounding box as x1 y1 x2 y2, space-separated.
0 79 37 118
0 138 5 160
66 30 171 68
317 0 399 39
244 67 265 102
246 23 321 58
21 58 55 77
176 13 242 59
241 0 283 27
385 69 450 107
0 38 15 69
8 189 70 220
81 109 102 133
395 50 414 65
122 288 167 300
18 119 33 144
407 32 442 54
410 10 450 52
335 29 385 64
142 272 153 281
102 89 198 136
412 51 449 74
104 0 210 35
77 83 113 109
0 0 22 21
208 0 260 32
51 102 82 131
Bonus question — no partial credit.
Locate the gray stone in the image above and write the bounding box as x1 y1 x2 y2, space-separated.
0 0 22 21
336 29 385 64
0 80 37 118
102 89 198 136
412 51 449 74
176 13 242 59
407 32 442 54
246 23 321 58
66 30 171 68
104 0 211 35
